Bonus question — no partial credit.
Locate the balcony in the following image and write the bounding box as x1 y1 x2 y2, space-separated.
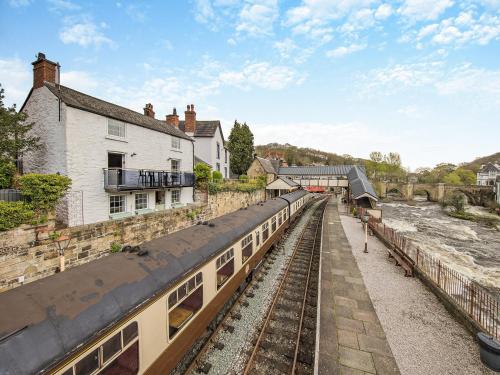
104 168 195 191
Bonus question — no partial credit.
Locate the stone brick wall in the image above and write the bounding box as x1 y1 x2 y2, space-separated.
0 189 265 292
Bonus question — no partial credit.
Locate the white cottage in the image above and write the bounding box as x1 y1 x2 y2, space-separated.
21 53 195 226
477 162 500 186
165 106 230 178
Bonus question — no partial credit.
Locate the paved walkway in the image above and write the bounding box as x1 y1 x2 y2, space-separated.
316 198 400 375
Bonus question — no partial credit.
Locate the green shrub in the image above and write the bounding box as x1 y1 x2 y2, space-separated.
110 242 122 253
194 163 212 184
239 174 249 183
0 158 16 189
18 174 71 217
0 201 33 231
212 170 223 182
256 175 267 188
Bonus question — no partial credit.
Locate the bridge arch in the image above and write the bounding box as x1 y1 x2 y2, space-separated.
413 188 432 201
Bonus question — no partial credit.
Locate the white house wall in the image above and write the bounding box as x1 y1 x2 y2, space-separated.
194 127 230 177
64 106 193 225
23 86 68 175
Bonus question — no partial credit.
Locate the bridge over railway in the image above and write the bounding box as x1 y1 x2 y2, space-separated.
377 181 495 205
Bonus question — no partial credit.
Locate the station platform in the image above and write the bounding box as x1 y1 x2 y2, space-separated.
315 198 400 375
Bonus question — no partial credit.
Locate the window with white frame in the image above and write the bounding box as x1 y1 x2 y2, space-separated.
225 149 227 163
168 272 203 339
171 159 180 172
271 216 277 232
135 193 148 210
171 137 181 149
171 189 180 204
216 248 234 290
110 195 125 214
216 163 220 172
262 222 269 241
217 142 220 159
108 119 126 138
241 234 253 263
255 230 260 247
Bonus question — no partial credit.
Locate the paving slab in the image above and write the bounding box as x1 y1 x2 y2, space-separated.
316 198 400 375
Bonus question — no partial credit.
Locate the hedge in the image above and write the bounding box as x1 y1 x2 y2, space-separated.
0 201 34 231
18 174 71 214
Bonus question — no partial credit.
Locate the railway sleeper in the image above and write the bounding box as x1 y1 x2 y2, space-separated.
230 312 242 320
196 361 212 374
259 336 296 358
252 353 291 375
266 325 297 339
213 341 224 350
297 347 315 367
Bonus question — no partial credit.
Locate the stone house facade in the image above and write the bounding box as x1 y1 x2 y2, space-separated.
21 53 195 227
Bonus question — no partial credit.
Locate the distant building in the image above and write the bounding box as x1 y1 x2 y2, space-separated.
477 163 500 186
166 106 230 178
247 157 278 184
496 176 500 204
21 53 195 226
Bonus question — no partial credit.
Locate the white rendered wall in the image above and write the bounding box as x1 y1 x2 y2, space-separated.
64 107 194 225
193 127 230 177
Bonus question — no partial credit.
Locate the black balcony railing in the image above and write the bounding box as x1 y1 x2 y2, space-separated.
104 168 195 191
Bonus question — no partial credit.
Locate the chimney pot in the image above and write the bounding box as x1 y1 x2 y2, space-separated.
32 52 59 89
166 107 179 128
184 103 197 134
143 103 155 118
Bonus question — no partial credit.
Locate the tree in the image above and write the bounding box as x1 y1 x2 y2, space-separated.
0 85 40 166
443 172 461 185
455 168 476 185
369 151 383 163
227 120 254 175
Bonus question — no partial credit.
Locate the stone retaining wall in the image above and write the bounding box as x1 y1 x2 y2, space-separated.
0 189 265 292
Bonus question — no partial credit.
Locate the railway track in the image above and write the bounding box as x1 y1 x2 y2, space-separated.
181 198 322 375
243 199 327 375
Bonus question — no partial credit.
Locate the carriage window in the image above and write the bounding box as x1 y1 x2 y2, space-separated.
241 234 253 263
123 321 138 347
75 349 99 375
271 216 277 233
100 341 139 375
216 248 234 290
262 222 269 241
168 272 203 339
102 332 121 364
255 231 260 247
278 211 283 226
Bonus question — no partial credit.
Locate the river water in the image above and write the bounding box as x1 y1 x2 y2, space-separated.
380 199 500 291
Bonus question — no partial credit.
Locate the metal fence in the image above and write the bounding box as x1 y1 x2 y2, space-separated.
363 211 500 339
0 189 24 202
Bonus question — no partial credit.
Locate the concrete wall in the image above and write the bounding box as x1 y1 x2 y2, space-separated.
0 189 265 292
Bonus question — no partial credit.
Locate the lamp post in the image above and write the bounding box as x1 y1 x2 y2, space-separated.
362 213 370 253
54 234 72 272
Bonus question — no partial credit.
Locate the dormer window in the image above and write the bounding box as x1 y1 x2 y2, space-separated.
108 119 126 138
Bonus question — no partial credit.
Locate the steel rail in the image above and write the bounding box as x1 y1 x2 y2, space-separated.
291 200 325 374
182 198 320 375
243 199 326 375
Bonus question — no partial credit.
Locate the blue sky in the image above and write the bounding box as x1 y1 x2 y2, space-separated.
1 0 499 170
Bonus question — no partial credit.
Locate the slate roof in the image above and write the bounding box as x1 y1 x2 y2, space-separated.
347 166 378 200
257 157 277 174
278 165 357 176
279 177 299 187
179 120 221 138
478 163 500 173
0 191 311 375
43 83 192 141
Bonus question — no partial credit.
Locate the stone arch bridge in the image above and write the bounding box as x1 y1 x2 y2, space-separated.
377 182 495 206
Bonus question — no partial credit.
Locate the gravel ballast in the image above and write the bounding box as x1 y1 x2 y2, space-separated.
339 208 494 375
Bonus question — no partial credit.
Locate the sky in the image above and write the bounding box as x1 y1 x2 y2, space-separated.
0 0 499 170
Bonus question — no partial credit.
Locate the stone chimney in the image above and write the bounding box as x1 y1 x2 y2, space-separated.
143 103 155 118
166 107 179 127
32 52 60 89
184 104 196 134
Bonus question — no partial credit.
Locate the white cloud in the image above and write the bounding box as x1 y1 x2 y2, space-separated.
218 62 304 90
398 0 454 21
374 3 392 20
8 0 32 7
326 43 366 58
47 0 80 11
274 38 313 64
415 11 500 46
59 17 115 48
236 0 278 36
397 105 421 118
60 71 98 92
0 58 31 107
194 0 216 24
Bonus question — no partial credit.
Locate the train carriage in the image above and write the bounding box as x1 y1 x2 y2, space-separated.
0 190 310 375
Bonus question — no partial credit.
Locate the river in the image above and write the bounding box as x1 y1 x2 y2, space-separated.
380 199 500 292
